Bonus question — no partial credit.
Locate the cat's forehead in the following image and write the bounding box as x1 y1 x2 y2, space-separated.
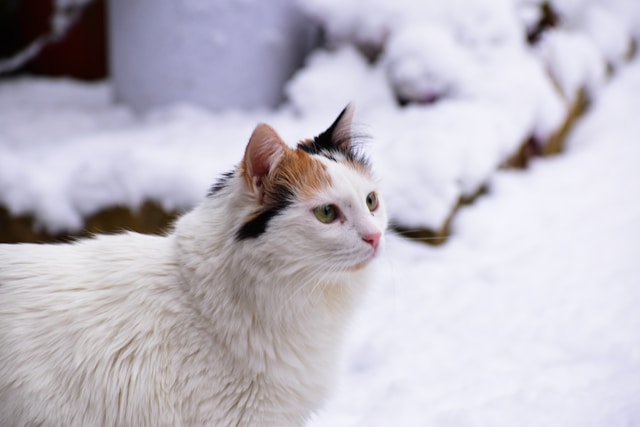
271 146 374 202
322 154 374 182
305 153 376 201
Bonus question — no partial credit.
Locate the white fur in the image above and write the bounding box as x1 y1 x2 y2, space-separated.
0 158 387 426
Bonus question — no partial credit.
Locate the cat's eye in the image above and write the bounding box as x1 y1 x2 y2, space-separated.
366 192 379 212
314 204 337 224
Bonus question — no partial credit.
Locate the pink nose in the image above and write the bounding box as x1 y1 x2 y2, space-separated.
362 232 382 250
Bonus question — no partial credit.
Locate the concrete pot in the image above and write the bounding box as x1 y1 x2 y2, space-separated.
107 0 316 112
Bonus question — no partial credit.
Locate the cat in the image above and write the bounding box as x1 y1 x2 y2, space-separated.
0 105 387 427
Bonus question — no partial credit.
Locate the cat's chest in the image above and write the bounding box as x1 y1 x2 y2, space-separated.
168 306 340 420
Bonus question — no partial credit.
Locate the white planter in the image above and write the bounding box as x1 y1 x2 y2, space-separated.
107 0 317 112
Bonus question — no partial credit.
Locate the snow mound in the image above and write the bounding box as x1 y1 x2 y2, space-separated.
292 0 636 230
1 0 638 234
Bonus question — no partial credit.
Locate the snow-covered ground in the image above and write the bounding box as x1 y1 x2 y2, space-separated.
1 0 640 425
310 57 640 426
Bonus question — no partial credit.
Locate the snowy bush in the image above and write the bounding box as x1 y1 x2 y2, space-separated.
284 0 638 232
0 0 638 237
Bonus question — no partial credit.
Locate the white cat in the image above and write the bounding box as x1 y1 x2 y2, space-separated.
0 106 387 426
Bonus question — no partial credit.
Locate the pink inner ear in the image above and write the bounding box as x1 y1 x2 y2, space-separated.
244 123 287 185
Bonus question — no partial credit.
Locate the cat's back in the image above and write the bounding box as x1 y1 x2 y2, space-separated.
0 232 177 297
0 233 185 426
0 231 169 278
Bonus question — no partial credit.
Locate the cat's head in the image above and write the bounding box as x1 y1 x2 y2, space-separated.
228 106 387 276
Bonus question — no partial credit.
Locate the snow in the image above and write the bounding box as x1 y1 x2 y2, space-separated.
535 29 607 103
0 79 258 231
2 0 636 233
580 5 633 70
295 0 637 230
285 46 395 116
1 0 640 424
310 57 640 427
291 0 640 231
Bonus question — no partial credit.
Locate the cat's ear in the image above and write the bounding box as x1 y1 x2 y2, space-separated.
242 123 287 201
315 103 354 151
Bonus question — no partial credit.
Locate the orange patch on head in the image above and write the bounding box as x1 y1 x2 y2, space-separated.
265 148 332 202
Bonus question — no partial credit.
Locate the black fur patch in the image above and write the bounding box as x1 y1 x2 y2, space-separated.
298 137 370 169
208 170 235 196
298 108 370 169
236 201 292 240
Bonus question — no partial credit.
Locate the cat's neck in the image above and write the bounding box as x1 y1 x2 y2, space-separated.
172 192 368 373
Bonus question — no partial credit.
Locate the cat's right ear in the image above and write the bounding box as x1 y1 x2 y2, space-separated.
242 123 287 202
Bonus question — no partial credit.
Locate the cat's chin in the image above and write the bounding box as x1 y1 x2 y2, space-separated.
349 253 378 272
349 262 370 272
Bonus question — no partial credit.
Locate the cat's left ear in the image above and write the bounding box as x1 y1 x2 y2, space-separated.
242 123 287 201
314 103 354 151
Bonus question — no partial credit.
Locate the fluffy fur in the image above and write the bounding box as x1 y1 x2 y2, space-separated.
0 106 387 427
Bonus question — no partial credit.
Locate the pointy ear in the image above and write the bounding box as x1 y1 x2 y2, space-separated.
242 123 287 201
314 103 354 151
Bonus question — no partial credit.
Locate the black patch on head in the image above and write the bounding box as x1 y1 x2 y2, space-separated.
298 107 371 169
208 170 235 197
236 181 294 240
313 106 352 151
298 137 370 169
235 200 292 240
299 106 350 157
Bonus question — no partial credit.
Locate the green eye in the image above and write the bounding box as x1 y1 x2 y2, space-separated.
313 204 337 224
366 192 379 212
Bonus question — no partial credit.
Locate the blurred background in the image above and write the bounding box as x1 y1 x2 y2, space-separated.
0 0 637 243
1 1 639 425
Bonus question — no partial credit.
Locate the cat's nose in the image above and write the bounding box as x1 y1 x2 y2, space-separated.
362 232 381 250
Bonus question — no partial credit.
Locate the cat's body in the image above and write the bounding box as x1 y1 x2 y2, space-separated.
0 107 387 426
